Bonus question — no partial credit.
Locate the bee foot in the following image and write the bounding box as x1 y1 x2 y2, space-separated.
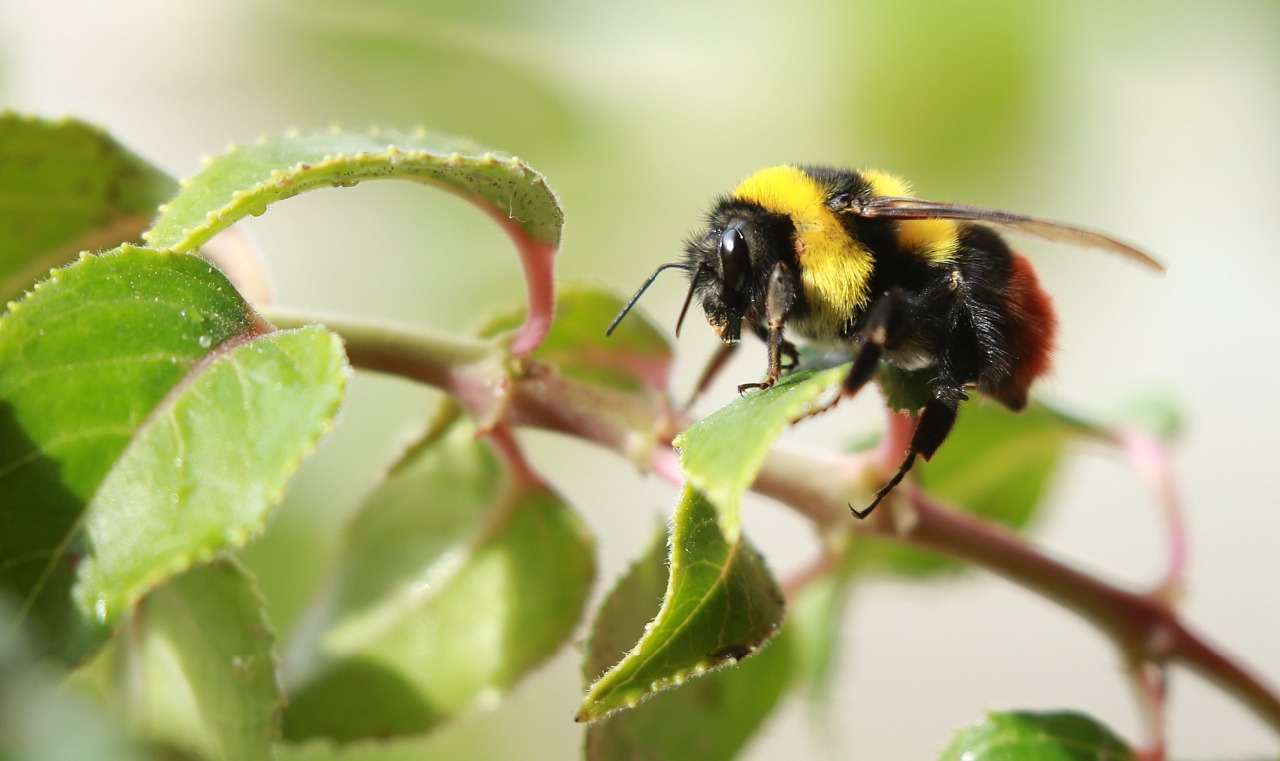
737 378 776 395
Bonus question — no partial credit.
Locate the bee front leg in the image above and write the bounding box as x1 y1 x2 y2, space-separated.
738 262 797 394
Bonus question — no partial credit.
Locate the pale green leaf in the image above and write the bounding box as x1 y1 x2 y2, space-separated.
68 559 279 761
676 365 845 543
282 407 594 742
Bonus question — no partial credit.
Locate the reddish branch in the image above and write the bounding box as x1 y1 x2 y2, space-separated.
260 307 1280 748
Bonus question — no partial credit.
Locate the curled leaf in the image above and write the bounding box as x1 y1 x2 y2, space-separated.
144 127 563 353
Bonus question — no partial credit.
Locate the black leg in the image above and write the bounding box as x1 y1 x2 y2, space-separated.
850 385 965 519
839 289 957 519
739 262 796 393
851 452 916 519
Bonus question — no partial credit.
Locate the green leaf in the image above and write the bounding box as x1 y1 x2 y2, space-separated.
484 287 672 394
676 365 846 543
145 128 560 251
583 521 792 760
857 400 1074 576
68 559 279 761
0 113 177 302
577 484 785 722
282 407 595 742
0 245 348 660
939 710 1136 761
143 127 564 353
785 546 858 707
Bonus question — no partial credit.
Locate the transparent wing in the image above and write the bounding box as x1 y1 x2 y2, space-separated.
853 196 1164 271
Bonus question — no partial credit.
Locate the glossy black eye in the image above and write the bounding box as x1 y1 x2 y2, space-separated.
718 225 749 293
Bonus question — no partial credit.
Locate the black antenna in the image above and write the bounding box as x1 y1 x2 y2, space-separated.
606 262 690 336
674 262 704 338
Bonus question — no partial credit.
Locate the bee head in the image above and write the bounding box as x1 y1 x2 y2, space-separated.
606 199 793 343
681 220 753 343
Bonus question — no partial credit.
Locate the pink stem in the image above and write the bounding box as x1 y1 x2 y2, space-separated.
1115 431 1187 597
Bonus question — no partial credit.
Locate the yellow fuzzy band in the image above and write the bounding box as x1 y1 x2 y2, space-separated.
733 166 874 331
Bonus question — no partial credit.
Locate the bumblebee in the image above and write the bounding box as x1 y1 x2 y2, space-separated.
609 165 1161 517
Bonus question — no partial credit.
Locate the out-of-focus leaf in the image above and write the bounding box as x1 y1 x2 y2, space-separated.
143 127 563 353
938 710 1135 761
483 287 672 394
786 544 858 708
857 400 1074 576
676 365 846 543
0 113 176 302
68 559 279 761
0 246 347 661
583 521 792 760
282 407 594 742
0 597 152 761
577 484 784 722
1113 392 1184 440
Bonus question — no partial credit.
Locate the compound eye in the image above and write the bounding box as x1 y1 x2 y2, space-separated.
718 225 749 293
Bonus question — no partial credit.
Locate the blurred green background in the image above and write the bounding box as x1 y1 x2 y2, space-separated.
5 1 1280 758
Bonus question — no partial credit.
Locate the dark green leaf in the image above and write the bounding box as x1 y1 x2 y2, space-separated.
0 246 348 660
282 407 595 742
0 113 176 302
577 484 785 722
68 559 279 761
583 522 792 760
939 710 1136 761
676 365 846 543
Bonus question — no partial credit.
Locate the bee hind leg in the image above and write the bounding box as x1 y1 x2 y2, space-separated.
850 387 962 519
